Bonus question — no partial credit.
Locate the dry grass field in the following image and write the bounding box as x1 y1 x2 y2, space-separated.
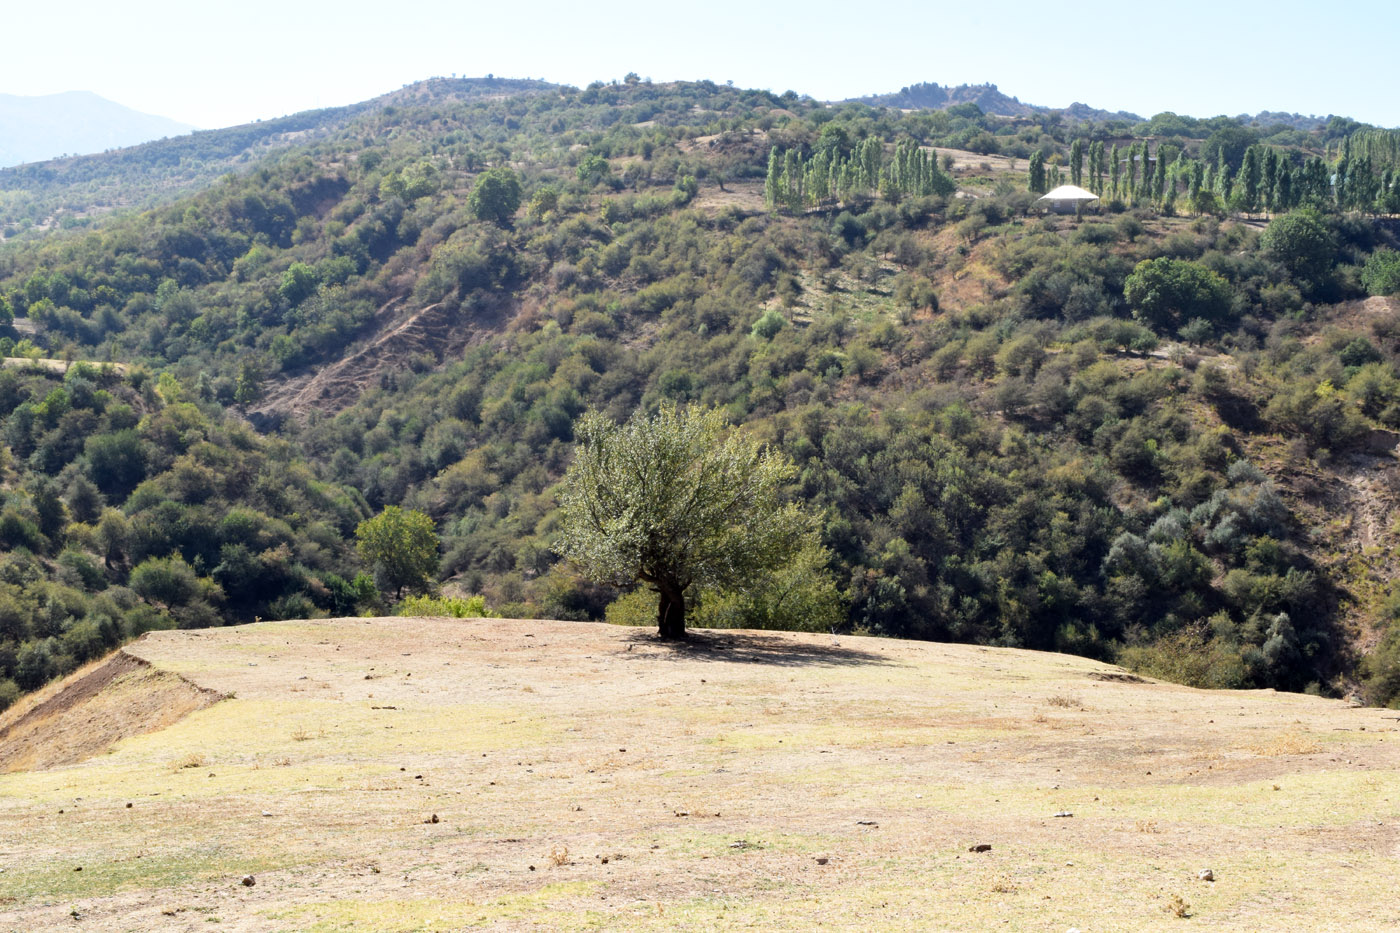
1 617 1397 931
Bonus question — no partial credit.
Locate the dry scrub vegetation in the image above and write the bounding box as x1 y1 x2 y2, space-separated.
1 616 1398 931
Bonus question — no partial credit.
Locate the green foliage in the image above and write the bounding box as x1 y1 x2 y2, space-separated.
750 309 786 340
690 541 844 633
1028 150 1046 195
0 678 19 711
1261 208 1337 291
558 404 813 639
395 593 491 618
1362 586 1400 706
84 429 147 499
468 167 523 225
356 507 440 599
278 262 319 307
130 555 214 609
1119 620 1248 689
576 154 612 187
325 572 378 616
765 138 950 212
603 589 657 627
1361 248 1400 296
1124 258 1233 332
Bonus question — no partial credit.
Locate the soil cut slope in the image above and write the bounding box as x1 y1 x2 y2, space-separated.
0 650 225 773
0 617 1396 932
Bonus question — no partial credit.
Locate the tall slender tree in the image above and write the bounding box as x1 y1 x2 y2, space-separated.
1274 159 1294 212
1189 158 1205 205
1260 147 1279 212
1028 150 1046 194
764 147 781 211
1234 146 1262 215
1126 144 1141 204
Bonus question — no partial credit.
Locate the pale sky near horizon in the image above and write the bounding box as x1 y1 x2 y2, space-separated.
6 0 1397 130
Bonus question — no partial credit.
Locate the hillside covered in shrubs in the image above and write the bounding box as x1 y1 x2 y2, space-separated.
2 75 1400 707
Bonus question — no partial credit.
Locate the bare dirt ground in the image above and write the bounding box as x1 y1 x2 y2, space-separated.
0 653 223 774
1 617 1398 932
691 181 765 217
934 148 1022 176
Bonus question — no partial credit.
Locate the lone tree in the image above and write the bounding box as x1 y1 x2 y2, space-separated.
468 167 522 226
559 405 812 640
356 506 440 600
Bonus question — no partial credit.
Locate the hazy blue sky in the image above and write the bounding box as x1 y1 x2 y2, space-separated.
6 0 1397 129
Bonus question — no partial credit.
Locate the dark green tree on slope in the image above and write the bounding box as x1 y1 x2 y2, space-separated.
468 167 522 226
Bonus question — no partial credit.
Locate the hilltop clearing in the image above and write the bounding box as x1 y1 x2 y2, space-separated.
1 617 1397 931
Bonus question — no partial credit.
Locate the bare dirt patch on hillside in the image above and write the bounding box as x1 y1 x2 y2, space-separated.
934 147 1022 176
252 296 512 422
0 652 224 773
1 618 1397 931
691 180 765 216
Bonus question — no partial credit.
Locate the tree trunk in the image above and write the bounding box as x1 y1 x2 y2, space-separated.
656 583 687 641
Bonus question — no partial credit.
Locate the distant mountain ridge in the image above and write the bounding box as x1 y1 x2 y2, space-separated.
848 82 1142 123
847 82 1345 130
1241 111 1330 131
0 91 195 167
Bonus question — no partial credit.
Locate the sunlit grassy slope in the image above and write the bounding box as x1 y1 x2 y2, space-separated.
1 616 1397 931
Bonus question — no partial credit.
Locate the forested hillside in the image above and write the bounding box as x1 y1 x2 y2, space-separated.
2 75 1400 709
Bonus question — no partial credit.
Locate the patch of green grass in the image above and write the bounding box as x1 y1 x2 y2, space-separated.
0 848 279 903
0 698 557 805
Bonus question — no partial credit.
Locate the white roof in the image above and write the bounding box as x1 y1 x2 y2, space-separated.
1038 185 1100 202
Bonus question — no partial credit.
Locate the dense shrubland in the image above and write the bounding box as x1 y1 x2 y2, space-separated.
2 77 1400 708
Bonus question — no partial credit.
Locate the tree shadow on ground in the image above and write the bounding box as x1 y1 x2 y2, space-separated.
618 629 895 668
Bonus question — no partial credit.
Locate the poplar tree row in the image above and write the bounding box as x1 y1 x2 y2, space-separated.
765 138 954 212
1040 137 1400 216
1328 129 1400 170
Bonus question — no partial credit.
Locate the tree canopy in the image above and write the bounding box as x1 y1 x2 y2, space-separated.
1362 248 1400 296
1261 208 1337 287
1124 258 1234 333
558 405 812 640
467 167 522 225
356 507 440 599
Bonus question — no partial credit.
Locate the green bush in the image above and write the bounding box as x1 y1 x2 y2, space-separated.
1124 258 1233 332
750 309 786 340
690 543 845 633
1361 248 1400 297
1363 630 1400 707
395 593 490 619
603 590 655 627
1118 622 1247 689
0 678 19 711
